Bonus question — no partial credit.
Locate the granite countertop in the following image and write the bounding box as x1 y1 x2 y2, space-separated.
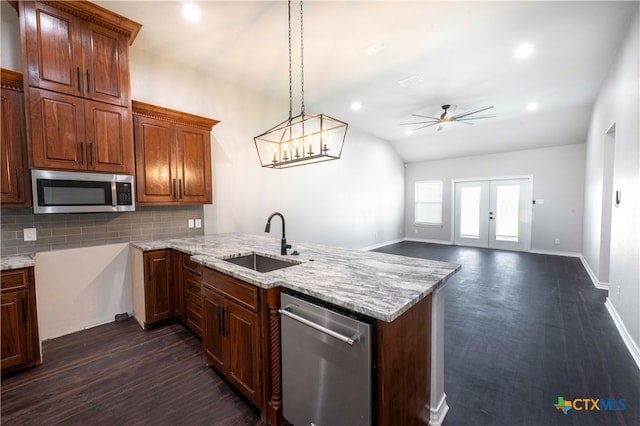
1 255 36 271
131 233 460 322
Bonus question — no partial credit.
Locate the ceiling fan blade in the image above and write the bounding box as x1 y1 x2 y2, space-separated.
453 120 474 126
412 122 441 131
455 115 496 121
437 124 446 132
411 114 442 120
401 120 440 125
452 105 494 120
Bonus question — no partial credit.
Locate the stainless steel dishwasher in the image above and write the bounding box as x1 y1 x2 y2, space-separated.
280 292 373 426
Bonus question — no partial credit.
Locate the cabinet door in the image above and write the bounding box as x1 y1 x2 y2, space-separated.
134 115 177 203
82 22 130 106
144 250 172 325
21 2 83 97
1 291 29 370
175 124 212 204
202 287 227 371
84 99 134 174
1 87 29 206
28 87 86 170
227 301 261 405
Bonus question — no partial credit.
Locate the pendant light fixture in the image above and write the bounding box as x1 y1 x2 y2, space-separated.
254 0 348 169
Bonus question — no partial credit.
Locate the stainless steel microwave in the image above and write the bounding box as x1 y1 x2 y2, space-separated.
31 170 135 214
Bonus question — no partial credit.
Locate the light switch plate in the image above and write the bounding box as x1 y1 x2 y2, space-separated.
24 228 37 241
188 219 195 229
195 219 202 228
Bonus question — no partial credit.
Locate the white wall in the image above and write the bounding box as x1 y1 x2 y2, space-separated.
582 10 640 353
405 144 585 253
34 244 132 340
1 2 21 71
129 48 406 249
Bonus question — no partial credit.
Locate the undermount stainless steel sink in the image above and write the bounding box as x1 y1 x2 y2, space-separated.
223 253 299 273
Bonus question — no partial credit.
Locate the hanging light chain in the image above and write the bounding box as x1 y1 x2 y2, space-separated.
287 0 293 119
299 0 305 116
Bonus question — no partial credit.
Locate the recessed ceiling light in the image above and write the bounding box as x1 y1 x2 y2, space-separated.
526 102 539 111
364 41 386 56
350 101 362 111
182 3 202 23
405 129 414 136
514 43 534 60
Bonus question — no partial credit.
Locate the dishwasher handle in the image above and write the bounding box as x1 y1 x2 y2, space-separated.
279 306 359 346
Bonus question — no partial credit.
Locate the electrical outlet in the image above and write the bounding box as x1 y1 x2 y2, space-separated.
23 228 37 241
195 219 202 228
554 238 560 244
188 219 195 229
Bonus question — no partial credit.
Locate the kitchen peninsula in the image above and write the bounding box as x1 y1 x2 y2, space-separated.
130 233 460 426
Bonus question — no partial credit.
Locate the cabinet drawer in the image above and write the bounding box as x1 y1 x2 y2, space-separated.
182 254 202 276
1 268 30 292
185 299 202 337
203 268 259 312
184 270 202 306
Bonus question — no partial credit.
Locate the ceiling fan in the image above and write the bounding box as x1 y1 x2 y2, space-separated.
402 104 495 132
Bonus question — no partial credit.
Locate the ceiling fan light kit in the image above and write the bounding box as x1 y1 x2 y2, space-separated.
254 0 348 169
402 104 496 132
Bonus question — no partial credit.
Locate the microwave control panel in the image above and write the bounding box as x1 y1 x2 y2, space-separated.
116 182 133 205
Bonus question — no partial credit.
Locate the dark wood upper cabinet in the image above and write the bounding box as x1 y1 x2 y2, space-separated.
18 1 141 174
20 1 137 107
132 101 219 205
1 69 30 207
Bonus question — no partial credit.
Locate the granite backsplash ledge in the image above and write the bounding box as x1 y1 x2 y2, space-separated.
0 205 205 256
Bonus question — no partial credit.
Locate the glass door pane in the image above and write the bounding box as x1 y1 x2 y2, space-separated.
460 186 481 238
495 184 520 242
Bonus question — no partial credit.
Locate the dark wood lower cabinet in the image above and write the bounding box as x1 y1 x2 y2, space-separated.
202 268 262 407
143 250 172 327
1 267 40 374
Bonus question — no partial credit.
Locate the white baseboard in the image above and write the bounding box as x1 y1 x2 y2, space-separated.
529 248 582 257
605 298 640 371
429 393 449 426
360 238 405 251
579 255 610 290
404 237 453 245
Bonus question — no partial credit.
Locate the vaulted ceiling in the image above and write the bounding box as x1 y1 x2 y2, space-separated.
95 1 638 162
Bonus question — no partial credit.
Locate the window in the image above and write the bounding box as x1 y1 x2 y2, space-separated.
415 180 443 225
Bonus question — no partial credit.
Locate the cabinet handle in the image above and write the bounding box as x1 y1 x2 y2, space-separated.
14 170 21 198
88 144 93 167
21 299 27 324
217 305 223 335
78 142 85 165
147 258 152 281
221 307 226 336
77 67 81 91
172 179 177 200
178 179 182 199
86 70 91 94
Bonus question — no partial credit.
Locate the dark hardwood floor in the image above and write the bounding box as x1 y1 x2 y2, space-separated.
2 242 638 425
375 242 640 426
1 320 264 426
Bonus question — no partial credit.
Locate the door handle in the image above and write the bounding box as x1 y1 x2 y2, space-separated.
78 142 85 165
172 179 177 200
21 299 27 324
86 70 91 94
77 67 81 91
14 170 20 198
178 179 182 199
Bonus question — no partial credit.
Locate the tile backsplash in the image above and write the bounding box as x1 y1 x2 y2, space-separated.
1 205 205 257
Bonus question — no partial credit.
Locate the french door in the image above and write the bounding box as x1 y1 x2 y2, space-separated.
454 178 531 251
